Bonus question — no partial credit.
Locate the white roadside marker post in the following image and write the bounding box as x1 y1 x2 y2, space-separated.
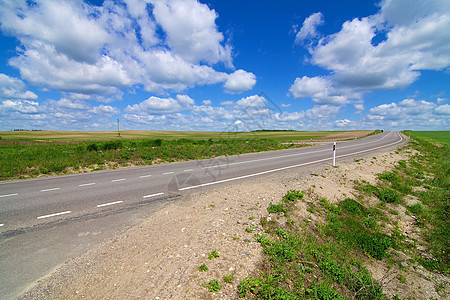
333 142 336 166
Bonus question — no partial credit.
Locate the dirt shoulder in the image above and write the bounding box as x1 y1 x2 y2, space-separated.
20 140 449 299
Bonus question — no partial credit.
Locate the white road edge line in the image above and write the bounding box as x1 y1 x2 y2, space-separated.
139 175 152 178
40 188 60 192
97 200 123 208
180 132 403 191
79 183 96 187
0 193 18 198
163 172 174 175
37 211 71 220
143 192 164 199
111 178 126 182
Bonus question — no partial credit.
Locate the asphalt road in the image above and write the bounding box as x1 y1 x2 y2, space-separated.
0 131 406 299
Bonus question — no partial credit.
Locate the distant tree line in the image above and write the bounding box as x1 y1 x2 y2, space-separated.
251 129 297 132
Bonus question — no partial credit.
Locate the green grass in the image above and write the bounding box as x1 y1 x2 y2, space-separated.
267 202 287 214
405 131 450 144
0 138 294 180
356 131 449 274
239 192 386 299
401 131 449 273
327 199 395 260
205 279 222 292
376 187 402 204
283 190 305 202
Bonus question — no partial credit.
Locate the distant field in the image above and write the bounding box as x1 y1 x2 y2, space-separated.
405 131 450 144
0 130 373 143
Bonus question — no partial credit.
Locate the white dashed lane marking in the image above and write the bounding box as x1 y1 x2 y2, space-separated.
111 178 126 182
97 201 123 208
79 183 96 187
37 211 71 220
183 169 193 172
40 188 60 192
139 175 152 178
0 193 18 198
143 192 164 199
163 172 174 175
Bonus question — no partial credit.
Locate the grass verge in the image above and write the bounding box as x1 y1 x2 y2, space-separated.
237 131 449 299
401 131 449 274
239 191 386 299
0 138 301 180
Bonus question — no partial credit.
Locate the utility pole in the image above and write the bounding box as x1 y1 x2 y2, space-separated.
117 118 120 137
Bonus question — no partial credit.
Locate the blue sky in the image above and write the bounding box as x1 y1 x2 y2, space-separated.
0 0 449 131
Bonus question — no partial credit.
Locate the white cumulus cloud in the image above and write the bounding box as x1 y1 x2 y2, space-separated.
0 99 39 114
295 12 324 44
125 95 195 114
361 99 450 130
435 104 450 115
151 0 232 66
335 119 352 127
0 74 38 100
0 0 251 96
0 97 121 130
362 98 449 130
289 76 349 106
223 70 257 94
368 99 435 121
274 111 304 122
292 0 450 115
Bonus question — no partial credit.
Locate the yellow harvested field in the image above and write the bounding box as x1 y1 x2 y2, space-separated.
0 130 375 143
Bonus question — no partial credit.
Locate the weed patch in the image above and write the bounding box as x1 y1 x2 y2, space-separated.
376 187 402 203
205 279 221 292
239 189 385 299
198 263 208 272
378 171 399 183
283 190 304 202
208 250 220 260
339 198 366 216
267 202 287 214
223 274 235 283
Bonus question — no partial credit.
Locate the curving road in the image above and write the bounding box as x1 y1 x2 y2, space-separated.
0 131 406 299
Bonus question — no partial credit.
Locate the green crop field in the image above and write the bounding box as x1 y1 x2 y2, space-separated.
0 130 373 180
405 131 450 144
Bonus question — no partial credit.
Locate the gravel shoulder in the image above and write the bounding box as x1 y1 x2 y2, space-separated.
20 138 449 299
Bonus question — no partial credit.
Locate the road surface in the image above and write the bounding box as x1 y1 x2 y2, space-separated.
0 131 406 299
